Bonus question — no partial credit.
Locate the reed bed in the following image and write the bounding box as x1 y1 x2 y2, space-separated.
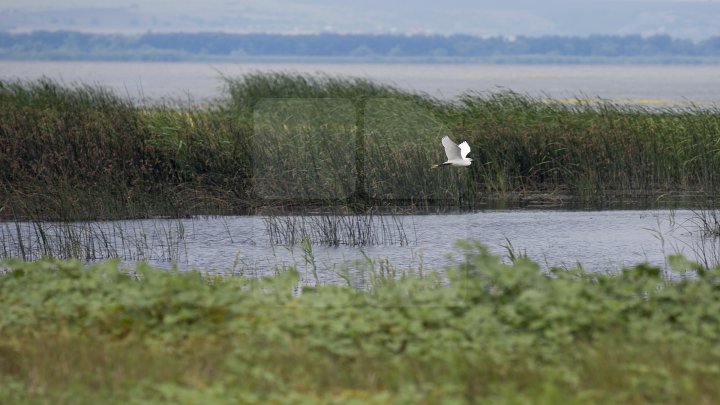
2 74 720 220
0 220 186 262
263 211 412 247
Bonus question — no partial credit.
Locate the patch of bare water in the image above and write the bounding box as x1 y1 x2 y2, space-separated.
2 210 715 286
2 61 719 106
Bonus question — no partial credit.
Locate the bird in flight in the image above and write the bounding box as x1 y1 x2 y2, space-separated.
431 136 472 168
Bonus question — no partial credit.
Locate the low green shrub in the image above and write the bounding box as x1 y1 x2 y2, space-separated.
1 243 720 403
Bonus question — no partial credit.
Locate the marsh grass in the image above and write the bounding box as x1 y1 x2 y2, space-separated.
693 208 720 237
0 220 186 263
2 74 720 220
669 207 720 270
452 93 720 200
263 211 412 247
251 97 357 201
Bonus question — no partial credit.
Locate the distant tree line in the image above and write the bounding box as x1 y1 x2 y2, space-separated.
1 31 719 61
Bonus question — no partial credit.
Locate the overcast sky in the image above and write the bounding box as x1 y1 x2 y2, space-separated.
2 0 720 40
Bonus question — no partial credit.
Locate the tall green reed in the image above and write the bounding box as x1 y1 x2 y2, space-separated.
3 74 720 221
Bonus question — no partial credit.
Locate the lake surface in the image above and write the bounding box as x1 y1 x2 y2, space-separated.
2 61 719 106
3 210 716 286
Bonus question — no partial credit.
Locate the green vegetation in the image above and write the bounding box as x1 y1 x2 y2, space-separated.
1 243 720 403
2 73 720 220
6 72 720 404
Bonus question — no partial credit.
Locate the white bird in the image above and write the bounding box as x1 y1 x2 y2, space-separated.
431 136 472 168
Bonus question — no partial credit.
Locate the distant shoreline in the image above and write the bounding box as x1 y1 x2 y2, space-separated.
2 31 720 65
3 54 720 65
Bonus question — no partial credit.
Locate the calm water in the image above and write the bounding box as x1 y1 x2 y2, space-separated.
4 210 716 285
2 61 720 105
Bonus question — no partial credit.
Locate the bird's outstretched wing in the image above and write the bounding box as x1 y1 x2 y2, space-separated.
458 141 471 159
441 136 461 160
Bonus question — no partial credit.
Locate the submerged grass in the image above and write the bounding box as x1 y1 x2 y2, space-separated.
2 243 720 403
0 219 186 262
2 73 720 220
263 210 411 247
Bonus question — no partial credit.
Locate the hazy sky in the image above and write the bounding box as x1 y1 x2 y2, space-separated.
2 0 720 39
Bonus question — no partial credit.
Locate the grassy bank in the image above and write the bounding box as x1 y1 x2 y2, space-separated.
2 74 720 220
1 243 720 403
